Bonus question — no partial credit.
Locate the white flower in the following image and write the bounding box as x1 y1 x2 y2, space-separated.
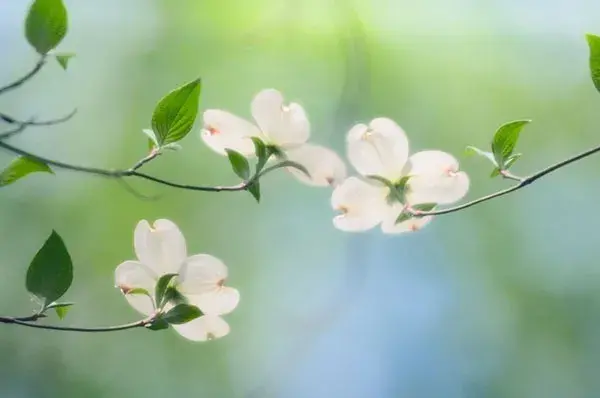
114 219 239 341
201 89 347 187
332 118 470 234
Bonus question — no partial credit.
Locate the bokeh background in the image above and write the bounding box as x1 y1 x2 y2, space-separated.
1 0 600 397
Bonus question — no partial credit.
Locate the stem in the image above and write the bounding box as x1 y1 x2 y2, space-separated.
0 315 151 333
416 143 600 217
0 139 251 193
0 109 77 127
0 57 46 95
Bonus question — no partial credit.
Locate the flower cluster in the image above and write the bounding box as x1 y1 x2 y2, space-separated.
115 219 239 341
201 88 469 235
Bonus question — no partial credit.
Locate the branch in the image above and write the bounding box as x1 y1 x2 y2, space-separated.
0 315 151 332
414 143 600 217
0 139 253 193
0 57 46 95
0 109 77 127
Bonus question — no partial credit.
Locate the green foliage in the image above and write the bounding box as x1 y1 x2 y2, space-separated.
162 304 202 325
54 52 74 70
396 203 436 224
490 153 522 178
146 317 170 331
586 34 600 93
226 149 251 180
46 302 74 320
0 156 53 187
26 231 73 307
25 0 68 55
155 274 178 309
261 160 310 179
151 78 201 146
163 286 188 306
465 146 498 166
124 287 151 297
367 175 405 204
247 180 261 203
491 120 530 168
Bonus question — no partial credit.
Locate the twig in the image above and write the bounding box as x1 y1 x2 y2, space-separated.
413 143 600 217
0 315 151 332
0 57 46 95
0 109 77 127
0 139 253 193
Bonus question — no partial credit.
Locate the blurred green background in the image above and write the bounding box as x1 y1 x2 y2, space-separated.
2 0 600 397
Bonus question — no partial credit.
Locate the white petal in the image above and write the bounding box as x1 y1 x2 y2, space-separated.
251 88 310 146
178 254 228 295
380 203 434 234
283 143 347 187
331 177 388 232
172 315 230 341
114 260 156 316
134 219 187 275
201 109 259 156
405 150 470 205
188 287 240 315
346 118 409 180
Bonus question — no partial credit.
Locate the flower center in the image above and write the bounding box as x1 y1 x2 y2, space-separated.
206 125 220 136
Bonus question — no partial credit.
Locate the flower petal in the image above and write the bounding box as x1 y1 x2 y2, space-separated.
380 203 434 234
178 254 228 295
346 118 409 181
188 286 240 315
283 143 347 187
114 260 156 315
331 176 388 232
201 109 259 156
251 89 310 146
134 219 187 275
172 315 230 341
405 150 470 205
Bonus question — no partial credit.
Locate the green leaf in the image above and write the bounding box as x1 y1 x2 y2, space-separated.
367 175 405 204
0 156 53 187
142 128 159 150
490 153 522 178
490 168 501 178
46 302 73 320
155 273 178 309
587 34 600 93
252 137 269 173
226 149 251 180
151 78 201 146
411 203 437 212
491 120 531 168
260 160 310 179
247 180 261 203
124 287 151 297
54 52 74 70
163 286 188 306
146 317 170 331
162 304 202 325
26 230 73 307
25 0 68 55
465 146 498 166
395 211 412 224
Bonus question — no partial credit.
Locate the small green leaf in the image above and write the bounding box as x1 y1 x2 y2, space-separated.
26 231 73 307
395 211 412 224
163 286 188 306
247 180 261 203
490 168 501 178
261 160 310 179
151 78 201 146
267 145 286 159
142 128 159 149
465 146 498 167
226 149 251 180
155 273 178 309
124 287 151 297
504 153 522 169
367 175 405 204
162 143 182 151
252 137 269 173
46 302 73 320
0 156 53 187
162 304 202 325
54 52 74 70
491 120 531 168
25 0 68 55
146 317 170 331
587 34 600 93
411 203 437 212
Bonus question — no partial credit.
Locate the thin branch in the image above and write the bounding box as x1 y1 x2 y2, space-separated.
0 109 77 127
0 139 251 193
0 123 29 140
0 57 46 95
414 143 600 217
0 315 151 332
